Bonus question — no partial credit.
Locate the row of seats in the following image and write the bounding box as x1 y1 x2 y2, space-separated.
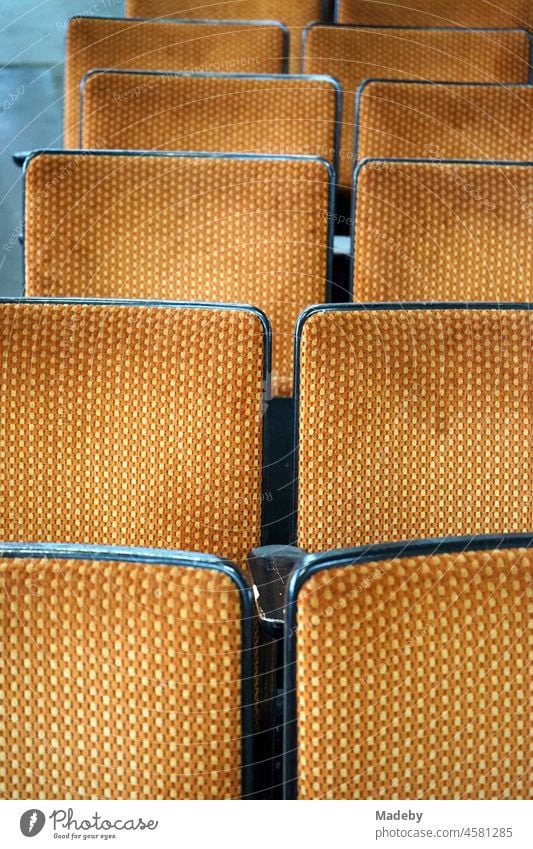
123 0 533 76
4 1 533 803
4 534 531 799
124 0 324 73
125 0 533 31
4 301 530 558
51 16 533 191
21 152 533 395
78 70 533 170
1 300 531 799
79 70 340 163
303 25 532 189
64 17 288 146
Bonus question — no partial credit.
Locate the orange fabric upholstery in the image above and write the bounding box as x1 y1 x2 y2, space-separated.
292 542 533 798
302 25 531 187
356 81 533 162
65 15 287 145
81 71 338 166
24 152 331 396
0 302 266 567
353 159 533 302
296 306 533 552
0 549 250 799
125 0 322 72
337 0 532 29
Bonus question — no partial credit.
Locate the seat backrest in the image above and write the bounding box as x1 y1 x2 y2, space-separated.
80 70 339 171
0 542 253 799
352 159 533 302
356 80 533 162
295 304 533 552
336 0 532 28
284 534 533 799
24 151 332 396
65 16 288 146
125 0 322 72
302 25 532 187
0 300 268 567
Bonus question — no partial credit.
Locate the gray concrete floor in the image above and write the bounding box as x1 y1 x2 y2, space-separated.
0 0 124 296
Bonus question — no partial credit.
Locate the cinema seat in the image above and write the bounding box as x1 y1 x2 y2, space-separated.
0 300 268 568
125 0 323 73
355 81 533 162
23 151 333 396
336 0 532 29
302 25 532 189
0 543 253 799
352 159 533 302
295 304 533 552
284 534 533 798
80 70 339 170
65 15 288 146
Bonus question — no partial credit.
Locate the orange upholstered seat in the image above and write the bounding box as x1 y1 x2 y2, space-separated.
24 151 332 396
295 304 533 552
125 0 322 72
284 535 533 798
352 159 533 302
356 80 533 163
81 70 339 167
336 0 532 29
0 301 267 567
302 25 531 188
0 543 253 799
65 15 287 146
